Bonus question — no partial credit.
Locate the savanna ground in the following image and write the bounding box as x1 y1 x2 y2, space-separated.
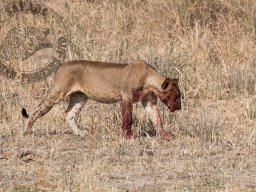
0 0 256 191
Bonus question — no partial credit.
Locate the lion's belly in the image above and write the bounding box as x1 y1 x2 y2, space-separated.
85 89 121 104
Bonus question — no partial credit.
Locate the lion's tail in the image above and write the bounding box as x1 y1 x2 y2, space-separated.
22 108 29 119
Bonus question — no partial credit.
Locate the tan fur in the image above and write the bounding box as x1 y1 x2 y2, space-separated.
22 60 181 140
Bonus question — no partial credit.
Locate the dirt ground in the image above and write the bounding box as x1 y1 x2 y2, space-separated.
0 99 255 191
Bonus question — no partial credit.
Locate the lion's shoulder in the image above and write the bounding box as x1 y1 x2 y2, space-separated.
128 60 151 73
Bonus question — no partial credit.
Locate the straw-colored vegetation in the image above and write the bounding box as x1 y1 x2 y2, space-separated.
0 0 255 191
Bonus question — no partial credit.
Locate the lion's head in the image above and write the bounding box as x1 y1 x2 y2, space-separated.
156 78 181 112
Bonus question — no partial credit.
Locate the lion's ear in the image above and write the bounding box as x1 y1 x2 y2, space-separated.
161 78 170 90
161 78 179 90
172 78 179 86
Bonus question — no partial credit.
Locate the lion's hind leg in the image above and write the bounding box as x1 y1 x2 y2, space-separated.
23 88 67 135
65 92 88 137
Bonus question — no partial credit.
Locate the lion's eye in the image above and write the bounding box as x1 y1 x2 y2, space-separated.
174 92 180 100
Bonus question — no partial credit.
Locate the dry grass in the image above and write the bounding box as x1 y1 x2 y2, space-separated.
0 0 256 191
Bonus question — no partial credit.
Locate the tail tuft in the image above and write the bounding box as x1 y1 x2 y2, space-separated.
22 108 29 118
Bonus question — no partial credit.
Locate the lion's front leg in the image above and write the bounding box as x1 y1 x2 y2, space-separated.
120 98 134 139
142 94 175 140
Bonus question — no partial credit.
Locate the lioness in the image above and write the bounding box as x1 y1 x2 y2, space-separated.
22 60 181 140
